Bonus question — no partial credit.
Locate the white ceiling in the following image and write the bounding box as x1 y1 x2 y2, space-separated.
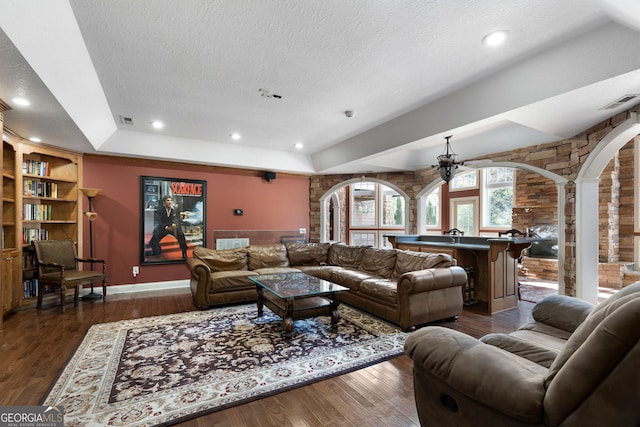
1 0 640 175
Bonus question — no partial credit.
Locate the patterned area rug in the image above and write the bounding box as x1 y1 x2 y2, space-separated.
519 278 558 303
43 304 408 426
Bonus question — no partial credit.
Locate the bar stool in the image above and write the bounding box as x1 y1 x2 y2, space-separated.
463 266 477 306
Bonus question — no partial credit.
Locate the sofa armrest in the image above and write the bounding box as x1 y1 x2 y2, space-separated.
530 295 594 333
186 258 212 309
405 327 547 422
399 266 467 294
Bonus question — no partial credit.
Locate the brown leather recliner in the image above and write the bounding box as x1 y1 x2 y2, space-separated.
404 282 640 427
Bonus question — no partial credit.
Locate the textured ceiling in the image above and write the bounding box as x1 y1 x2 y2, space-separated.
1 0 640 174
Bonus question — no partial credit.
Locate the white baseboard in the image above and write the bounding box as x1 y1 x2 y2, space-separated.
103 280 190 295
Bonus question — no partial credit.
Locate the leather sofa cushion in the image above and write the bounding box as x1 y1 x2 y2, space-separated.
393 250 453 278
194 246 248 271
286 242 330 266
359 278 397 304
209 270 258 291
360 248 397 278
330 268 373 291
327 244 368 268
253 267 301 275
248 244 289 270
296 265 342 280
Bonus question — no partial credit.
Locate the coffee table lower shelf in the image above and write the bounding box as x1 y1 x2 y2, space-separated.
257 287 342 334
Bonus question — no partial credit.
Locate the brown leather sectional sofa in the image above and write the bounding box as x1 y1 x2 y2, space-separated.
186 242 468 330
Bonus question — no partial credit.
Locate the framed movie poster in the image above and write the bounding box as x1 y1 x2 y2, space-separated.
140 176 206 264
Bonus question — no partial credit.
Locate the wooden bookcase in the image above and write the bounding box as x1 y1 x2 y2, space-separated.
2 140 21 315
18 142 82 308
1 122 83 315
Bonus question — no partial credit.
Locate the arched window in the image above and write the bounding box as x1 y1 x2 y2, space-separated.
420 167 515 235
349 182 405 247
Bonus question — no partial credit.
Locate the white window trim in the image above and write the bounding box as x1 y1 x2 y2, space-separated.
450 196 480 236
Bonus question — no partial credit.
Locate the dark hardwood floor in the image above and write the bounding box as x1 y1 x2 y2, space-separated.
0 288 535 427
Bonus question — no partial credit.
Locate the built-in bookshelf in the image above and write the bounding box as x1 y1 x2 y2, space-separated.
2 139 21 315
19 143 82 307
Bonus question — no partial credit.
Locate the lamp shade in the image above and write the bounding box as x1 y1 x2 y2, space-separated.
79 188 102 198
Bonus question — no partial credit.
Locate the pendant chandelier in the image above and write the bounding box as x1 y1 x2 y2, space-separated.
434 135 464 183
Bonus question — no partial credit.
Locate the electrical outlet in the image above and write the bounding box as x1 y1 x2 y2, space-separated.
133 266 139 276
299 228 306 234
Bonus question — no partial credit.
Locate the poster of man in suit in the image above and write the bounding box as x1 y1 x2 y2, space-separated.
141 176 206 264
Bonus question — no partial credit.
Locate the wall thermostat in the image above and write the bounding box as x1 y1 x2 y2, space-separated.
233 208 244 216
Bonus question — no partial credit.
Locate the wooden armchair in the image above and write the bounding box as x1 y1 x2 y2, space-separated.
33 239 107 312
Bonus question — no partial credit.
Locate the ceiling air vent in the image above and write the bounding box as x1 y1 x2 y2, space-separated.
599 94 640 110
119 115 134 125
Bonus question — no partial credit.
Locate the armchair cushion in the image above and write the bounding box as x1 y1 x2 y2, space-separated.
35 239 77 273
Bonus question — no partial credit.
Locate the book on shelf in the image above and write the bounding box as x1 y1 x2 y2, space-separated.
22 250 37 269
23 279 39 298
24 180 58 198
22 227 49 244
22 159 50 177
23 203 53 220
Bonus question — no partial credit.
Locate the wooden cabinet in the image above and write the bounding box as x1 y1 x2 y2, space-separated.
1 102 13 327
1 251 21 313
1 123 83 314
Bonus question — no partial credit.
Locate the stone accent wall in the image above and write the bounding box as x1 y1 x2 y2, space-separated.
599 153 620 262
618 141 635 263
522 257 559 281
309 109 636 297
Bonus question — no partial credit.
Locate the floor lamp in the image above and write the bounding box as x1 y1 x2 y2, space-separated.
80 188 102 300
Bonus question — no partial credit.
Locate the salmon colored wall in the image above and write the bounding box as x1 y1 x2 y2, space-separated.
81 156 310 287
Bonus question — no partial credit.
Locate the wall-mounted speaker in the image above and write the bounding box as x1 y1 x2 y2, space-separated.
264 171 276 182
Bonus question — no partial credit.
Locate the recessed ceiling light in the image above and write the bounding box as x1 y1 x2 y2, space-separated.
29 137 41 143
231 133 241 140
12 97 30 107
294 142 304 150
151 120 164 129
482 30 508 47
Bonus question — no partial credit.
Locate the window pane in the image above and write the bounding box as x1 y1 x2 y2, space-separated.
352 183 376 226
381 185 405 226
351 232 376 247
456 203 475 234
425 187 440 227
450 171 477 190
482 167 514 227
487 186 514 226
485 167 514 185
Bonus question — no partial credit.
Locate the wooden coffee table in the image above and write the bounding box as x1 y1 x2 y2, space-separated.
249 272 349 334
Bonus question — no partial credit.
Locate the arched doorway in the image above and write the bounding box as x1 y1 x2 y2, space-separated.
417 163 568 293
319 178 410 247
576 112 640 303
